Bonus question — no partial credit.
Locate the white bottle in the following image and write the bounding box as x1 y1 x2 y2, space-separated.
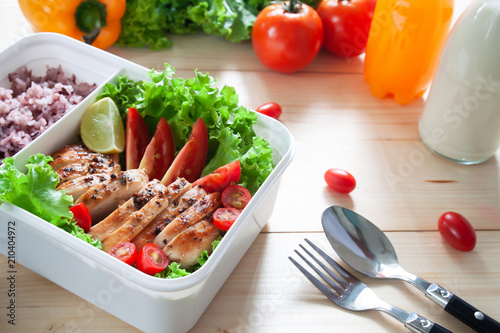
419 0 500 164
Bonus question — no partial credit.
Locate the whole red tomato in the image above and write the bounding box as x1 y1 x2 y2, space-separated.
252 1 323 74
316 0 376 57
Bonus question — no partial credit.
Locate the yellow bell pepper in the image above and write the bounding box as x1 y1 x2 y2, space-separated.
18 0 126 49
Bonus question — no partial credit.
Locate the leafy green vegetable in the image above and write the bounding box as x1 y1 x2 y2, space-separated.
0 154 102 249
117 0 320 49
98 63 275 194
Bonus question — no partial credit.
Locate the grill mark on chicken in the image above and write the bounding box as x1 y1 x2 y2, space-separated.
162 218 221 268
153 192 221 248
76 169 149 224
131 184 204 251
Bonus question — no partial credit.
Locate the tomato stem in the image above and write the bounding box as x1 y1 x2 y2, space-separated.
284 0 302 13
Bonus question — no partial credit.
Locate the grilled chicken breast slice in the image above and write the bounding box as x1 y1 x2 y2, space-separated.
56 173 111 201
57 160 120 184
75 169 149 224
153 192 221 248
88 179 169 241
163 219 221 268
101 192 172 252
50 144 119 171
131 185 206 251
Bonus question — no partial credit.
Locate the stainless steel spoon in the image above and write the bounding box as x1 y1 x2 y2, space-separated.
322 205 500 333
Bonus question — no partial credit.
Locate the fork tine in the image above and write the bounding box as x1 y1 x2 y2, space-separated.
304 238 353 282
288 256 341 301
296 245 348 290
293 249 345 295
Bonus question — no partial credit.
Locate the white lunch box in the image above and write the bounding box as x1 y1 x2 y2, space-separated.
0 33 295 333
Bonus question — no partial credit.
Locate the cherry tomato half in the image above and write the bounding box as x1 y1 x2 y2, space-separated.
317 0 376 57
70 202 92 232
438 212 477 252
136 243 169 275
324 168 356 194
213 207 241 231
256 102 282 120
109 242 137 266
222 185 252 210
252 1 323 74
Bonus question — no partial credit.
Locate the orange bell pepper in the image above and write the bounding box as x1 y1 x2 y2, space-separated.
18 0 126 49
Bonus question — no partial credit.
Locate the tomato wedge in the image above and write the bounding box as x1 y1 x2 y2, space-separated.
109 242 137 266
70 202 92 232
213 207 241 231
192 160 241 193
222 184 251 210
136 243 169 275
139 117 175 181
126 107 151 170
161 118 208 185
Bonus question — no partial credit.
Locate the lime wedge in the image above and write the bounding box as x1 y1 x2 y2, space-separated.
80 97 125 154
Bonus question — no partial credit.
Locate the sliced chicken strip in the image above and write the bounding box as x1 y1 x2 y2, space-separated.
153 192 221 248
88 179 167 240
75 169 149 224
50 144 119 171
89 178 190 242
132 185 206 251
163 219 221 268
57 160 120 184
101 192 172 252
57 173 111 201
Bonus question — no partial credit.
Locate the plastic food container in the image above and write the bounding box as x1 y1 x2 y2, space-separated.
0 33 295 333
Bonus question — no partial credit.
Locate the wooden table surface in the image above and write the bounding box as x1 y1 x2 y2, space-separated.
1 0 499 332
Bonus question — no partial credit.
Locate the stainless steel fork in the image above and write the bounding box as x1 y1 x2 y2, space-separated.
289 238 453 333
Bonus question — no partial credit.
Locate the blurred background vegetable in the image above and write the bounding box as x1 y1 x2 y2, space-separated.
18 0 126 49
116 0 320 49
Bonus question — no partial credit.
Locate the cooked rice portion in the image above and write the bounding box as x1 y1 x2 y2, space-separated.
0 65 96 159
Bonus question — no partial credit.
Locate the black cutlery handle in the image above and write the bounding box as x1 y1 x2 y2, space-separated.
429 323 453 333
445 295 500 333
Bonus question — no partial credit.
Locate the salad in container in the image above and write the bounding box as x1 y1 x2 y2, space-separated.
0 33 294 333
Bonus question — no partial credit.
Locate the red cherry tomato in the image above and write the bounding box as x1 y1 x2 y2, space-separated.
256 102 282 120
438 212 476 252
316 0 376 57
324 168 356 194
136 243 169 275
213 207 241 231
109 242 137 266
252 1 323 74
70 202 92 232
222 185 252 210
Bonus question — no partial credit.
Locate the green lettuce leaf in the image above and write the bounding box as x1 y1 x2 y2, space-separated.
98 63 275 194
0 154 102 249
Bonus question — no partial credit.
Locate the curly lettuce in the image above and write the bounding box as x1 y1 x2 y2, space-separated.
98 63 274 194
0 154 102 249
